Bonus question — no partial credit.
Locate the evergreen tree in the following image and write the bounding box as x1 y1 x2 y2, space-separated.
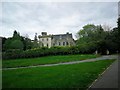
4 30 24 51
34 33 38 41
32 33 39 48
13 30 21 40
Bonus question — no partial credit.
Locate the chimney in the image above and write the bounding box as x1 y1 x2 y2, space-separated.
66 32 69 34
41 32 47 36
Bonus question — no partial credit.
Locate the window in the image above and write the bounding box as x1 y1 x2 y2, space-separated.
66 42 69 45
59 42 61 46
42 38 44 41
47 38 48 41
53 43 55 46
63 42 65 46
47 43 48 47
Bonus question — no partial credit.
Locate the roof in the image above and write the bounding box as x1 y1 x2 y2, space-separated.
38 35 52 38
38 33 73 40
52 34 72 40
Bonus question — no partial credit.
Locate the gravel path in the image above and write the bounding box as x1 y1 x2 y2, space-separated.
89 59 118 88
2 55 118 70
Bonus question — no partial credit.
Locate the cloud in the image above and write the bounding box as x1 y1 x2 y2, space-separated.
1 2 118 40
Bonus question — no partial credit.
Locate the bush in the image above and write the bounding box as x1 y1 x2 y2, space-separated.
2 49 23 60
2 45 97 60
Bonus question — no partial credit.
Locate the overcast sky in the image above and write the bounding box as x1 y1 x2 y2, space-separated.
1 2 118 40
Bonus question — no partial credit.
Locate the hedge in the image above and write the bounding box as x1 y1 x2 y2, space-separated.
2 46 97 60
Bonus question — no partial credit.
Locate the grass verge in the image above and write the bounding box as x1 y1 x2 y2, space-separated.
3 59 115 89
3 54 99 68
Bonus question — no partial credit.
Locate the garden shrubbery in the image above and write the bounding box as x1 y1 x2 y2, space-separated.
2 45 97 60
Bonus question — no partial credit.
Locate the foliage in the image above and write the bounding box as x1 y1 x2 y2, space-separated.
31 41 40 49
1 37 7 52
117 18 120 52
76 24 119 54
3 38 12 50
3 30 23 50
105 28 119 54
3 30 33 51
10 40 24 50
34 33 38 41
21 36 32 50
31 33 40 49
12 30 21 40
2 46 98 60
3 60 115 88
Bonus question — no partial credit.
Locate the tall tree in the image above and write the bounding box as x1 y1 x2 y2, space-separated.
4 30 23 51
77 24 105 44
76 24 109 54
13 30 21 40
34 33 38 41
21 34 32 50
32 33 39 48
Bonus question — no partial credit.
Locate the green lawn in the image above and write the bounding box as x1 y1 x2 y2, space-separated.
3 54 99 68
3 59 115 89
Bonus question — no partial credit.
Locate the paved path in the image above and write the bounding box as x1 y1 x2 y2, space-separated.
2 55 118 70
89 59 118 88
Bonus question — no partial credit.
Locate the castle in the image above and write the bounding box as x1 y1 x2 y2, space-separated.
38 32 75 48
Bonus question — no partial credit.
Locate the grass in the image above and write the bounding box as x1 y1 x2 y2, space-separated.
2 54 99 68
3 59 115 89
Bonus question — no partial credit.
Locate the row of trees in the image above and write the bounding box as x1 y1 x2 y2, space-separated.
2 30 40 52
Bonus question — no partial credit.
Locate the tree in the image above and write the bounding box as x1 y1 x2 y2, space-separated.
3 38 12 50
34 33 38 42
10 40 24 50
105 27 118 53
117 17 120 52
21 34 32 50
76 24 109 54
76 24 105 44
2 37 7 52
32 33 39 49
13 30 21 40
3 30 24 51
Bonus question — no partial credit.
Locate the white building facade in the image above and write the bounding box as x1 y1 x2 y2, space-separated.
38 32 75 48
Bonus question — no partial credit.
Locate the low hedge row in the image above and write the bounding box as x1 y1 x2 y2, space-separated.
2 46 96 60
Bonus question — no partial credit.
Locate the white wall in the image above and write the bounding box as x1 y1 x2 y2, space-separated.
39 37 52 48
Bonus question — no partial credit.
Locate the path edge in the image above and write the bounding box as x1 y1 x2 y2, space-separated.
87 59 118 89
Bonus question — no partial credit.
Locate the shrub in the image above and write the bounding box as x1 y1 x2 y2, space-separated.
2 45 97 60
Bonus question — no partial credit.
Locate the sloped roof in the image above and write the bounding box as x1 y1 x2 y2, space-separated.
52 34 72 40
38 33 73 40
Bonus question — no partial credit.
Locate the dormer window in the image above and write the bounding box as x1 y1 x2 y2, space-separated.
59 35 62 39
